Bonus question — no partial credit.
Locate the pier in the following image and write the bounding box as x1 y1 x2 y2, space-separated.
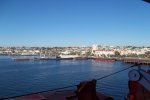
123 57 150 65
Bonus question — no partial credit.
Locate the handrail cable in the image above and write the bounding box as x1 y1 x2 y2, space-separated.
0 63 139 100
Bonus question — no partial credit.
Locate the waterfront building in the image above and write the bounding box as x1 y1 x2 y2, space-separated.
61 50 70 55
92 44 98 54
94 50 114 57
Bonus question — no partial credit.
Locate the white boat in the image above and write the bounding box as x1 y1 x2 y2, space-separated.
58 55 79 58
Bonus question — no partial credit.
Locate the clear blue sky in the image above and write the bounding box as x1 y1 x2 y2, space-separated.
0 0 150 47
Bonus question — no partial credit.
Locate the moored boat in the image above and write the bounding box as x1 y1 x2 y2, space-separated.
58 55 79 58
56 55 79 60
94 58 116 62
34 57 49 60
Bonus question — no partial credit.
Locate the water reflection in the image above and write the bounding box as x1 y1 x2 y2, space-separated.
92 60 114 68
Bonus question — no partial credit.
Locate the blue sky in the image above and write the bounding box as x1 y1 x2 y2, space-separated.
0 0 150 47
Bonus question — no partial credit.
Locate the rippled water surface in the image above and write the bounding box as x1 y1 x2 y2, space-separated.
0 56 146 100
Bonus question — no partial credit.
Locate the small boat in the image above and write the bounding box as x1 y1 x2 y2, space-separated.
94 58 116 62
56 55 78 60
34 57 49 60
58 55 78 58
56 56 73 60
34 49 50 60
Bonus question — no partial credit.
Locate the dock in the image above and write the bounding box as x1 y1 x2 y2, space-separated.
123 57 150 65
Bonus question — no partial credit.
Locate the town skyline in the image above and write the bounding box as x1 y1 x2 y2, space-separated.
1 44 150 48
1 44 150 58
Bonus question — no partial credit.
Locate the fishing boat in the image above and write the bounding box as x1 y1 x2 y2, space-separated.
94 58 116 62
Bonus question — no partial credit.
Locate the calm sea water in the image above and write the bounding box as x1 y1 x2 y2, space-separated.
0 56 145 100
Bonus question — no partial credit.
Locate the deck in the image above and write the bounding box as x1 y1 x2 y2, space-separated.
4 90 113 100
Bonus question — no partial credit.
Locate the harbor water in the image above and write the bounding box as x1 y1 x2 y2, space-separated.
0 56 148 100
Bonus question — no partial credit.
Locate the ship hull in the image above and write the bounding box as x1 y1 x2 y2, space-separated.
94 58 116 62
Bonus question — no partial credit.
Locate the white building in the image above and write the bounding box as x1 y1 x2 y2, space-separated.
61 50 70 55
120 49 145 55
94 50 114 57
92 44 98 54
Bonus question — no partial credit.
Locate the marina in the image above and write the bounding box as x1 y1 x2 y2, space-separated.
13 56 88 61
13 56 150 66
